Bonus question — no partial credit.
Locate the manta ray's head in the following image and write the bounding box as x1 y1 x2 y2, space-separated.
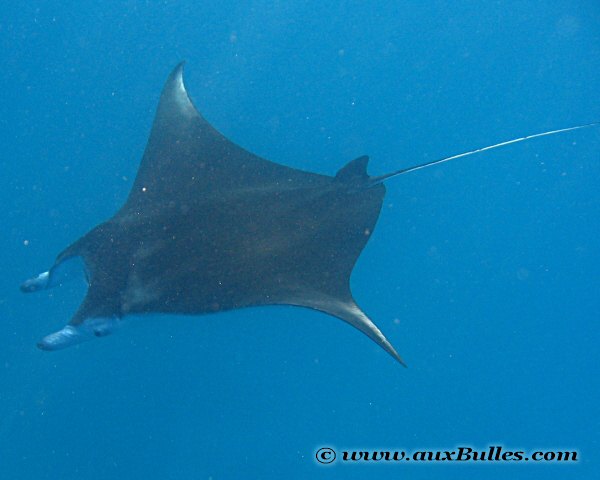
20 255 125 351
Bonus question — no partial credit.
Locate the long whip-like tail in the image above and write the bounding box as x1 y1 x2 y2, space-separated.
369 122 600 185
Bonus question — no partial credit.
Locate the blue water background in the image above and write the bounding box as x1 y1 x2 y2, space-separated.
2 1 599 478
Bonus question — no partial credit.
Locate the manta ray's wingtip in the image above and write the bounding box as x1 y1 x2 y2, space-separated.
382 342 407 367
302 297 407 366
394 352 408 368
351 308 407 367
174 59 186 73
168 60 187 88
342 302 407 367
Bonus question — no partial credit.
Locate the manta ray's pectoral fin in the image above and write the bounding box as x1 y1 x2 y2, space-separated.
37 316 123 351
285 294 406 366
326 300 406 367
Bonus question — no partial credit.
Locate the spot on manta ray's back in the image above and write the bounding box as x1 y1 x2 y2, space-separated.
21 62 406 365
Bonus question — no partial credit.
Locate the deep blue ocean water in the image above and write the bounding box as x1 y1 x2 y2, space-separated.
2 1 599 479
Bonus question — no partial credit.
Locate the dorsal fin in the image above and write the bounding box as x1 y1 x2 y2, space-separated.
335 155 370 183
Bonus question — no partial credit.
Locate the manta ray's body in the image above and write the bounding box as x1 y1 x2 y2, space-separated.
21 63 405 365
21 63 598 366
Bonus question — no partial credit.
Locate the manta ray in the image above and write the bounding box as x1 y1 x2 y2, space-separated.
21 62 596 365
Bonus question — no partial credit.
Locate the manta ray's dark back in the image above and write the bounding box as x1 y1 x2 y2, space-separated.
21 62 405 365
